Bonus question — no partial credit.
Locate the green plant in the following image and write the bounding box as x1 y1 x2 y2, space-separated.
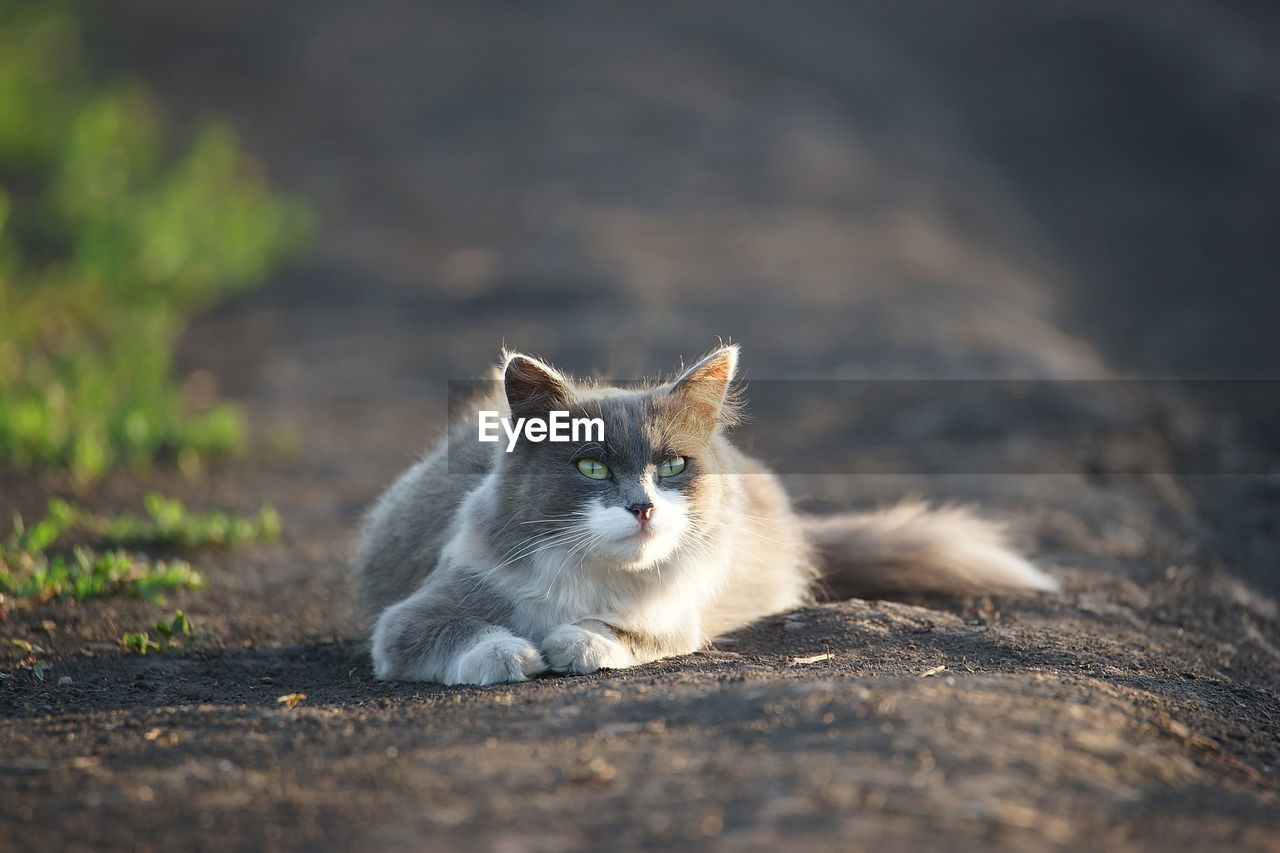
0 544 203 603
0 1 311 483
0 494 279 605
153 609 193 640
120 609 202 654
119 631 161 655
84 492 281 549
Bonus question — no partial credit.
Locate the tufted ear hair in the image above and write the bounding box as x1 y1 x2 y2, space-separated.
667 344 742 428
501 351 574 415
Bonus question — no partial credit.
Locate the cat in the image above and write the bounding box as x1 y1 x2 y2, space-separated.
352 345 1058 685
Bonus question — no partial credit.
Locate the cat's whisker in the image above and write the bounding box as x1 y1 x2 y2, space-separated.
517 511 588 526
682 511 800 549
717 512 795 530
490 510 527 540
492 530 593 571
684 507 793 528
496 522 590 555
546 532 602 598
472 532 594 602
562 533 603 569
456 529 599 609
705 524 798 549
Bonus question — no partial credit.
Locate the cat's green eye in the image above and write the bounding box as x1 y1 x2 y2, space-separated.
658 456 686 478
576 458 610 480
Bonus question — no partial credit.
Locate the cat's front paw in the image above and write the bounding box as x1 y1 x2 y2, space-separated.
540 623 638 675
449 630 548 686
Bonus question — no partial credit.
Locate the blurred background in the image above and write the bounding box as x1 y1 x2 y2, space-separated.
89 2 1280 424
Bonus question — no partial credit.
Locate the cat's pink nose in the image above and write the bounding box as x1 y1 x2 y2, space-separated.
626 502 654 522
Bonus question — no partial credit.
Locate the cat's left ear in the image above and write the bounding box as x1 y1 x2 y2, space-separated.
667 344 741 427
502 351 574 415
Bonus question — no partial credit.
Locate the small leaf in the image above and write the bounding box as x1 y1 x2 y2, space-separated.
120 631 161 655
276 692 306 709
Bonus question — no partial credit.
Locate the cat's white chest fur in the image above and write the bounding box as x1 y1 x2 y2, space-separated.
498 542 727 651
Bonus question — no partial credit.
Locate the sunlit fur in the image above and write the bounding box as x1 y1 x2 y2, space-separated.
353 345 1058 685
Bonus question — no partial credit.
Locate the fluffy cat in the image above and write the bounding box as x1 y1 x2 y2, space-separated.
353 345 1058 685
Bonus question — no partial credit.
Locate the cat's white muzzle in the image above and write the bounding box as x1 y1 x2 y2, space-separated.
585 494 689 570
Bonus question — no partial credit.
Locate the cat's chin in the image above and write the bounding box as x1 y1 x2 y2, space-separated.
595 534 680 572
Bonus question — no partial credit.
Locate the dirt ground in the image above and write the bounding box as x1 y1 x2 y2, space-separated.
4 2 1280 850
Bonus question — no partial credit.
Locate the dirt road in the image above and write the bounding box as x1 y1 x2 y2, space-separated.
4 2 1279 849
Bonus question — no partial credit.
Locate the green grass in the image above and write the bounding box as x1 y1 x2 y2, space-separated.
80 492 281 549
120 609 203 654
0 1 311 483
0 494 280 605
0 545 203 603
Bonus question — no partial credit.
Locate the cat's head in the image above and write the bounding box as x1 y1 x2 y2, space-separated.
488 345 742 571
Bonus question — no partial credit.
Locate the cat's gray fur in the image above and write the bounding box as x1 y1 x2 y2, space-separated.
353 345 1058 684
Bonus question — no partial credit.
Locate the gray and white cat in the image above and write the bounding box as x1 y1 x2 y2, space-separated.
353 345 1058 685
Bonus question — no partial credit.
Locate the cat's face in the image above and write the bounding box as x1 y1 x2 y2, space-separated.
490 347 739 572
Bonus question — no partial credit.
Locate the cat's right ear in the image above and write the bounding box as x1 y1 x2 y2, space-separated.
502 352 574 414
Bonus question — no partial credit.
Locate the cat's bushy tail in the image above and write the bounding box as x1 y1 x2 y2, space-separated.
801 501 1059 599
